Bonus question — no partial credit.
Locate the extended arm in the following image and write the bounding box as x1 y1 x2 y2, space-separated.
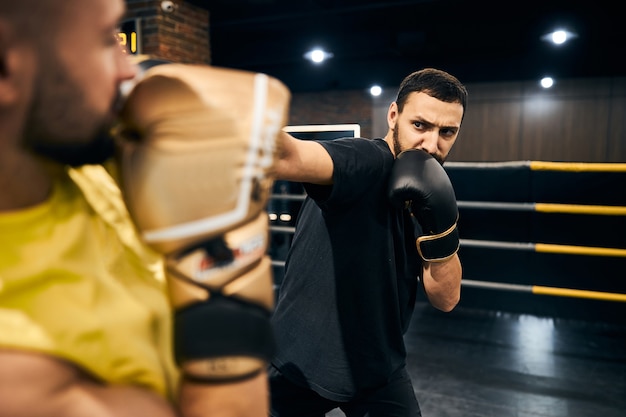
272 131 334 184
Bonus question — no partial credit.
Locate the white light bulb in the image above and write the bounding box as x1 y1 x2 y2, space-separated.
370 85 382 96
311 50 325 63
551 30 567 45
540 77 554 88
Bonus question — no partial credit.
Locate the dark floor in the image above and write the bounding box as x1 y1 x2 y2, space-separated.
326 301 626 417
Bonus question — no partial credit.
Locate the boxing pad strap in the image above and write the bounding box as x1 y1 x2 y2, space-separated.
175 297 275 383
164 217 275 382
416 219 460 262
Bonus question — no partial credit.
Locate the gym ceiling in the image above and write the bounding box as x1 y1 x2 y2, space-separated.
188 0 623 93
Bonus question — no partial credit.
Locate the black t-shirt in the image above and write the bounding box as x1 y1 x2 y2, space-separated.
270 137 422 401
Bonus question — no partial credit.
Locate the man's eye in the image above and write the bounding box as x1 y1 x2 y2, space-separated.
413 122 423 128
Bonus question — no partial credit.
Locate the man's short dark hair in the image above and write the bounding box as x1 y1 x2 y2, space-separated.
395 68 468 119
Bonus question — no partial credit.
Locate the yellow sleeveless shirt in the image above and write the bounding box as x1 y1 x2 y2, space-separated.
0 165 179 400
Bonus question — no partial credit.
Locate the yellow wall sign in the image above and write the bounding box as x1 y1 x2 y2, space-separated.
118 19 141 55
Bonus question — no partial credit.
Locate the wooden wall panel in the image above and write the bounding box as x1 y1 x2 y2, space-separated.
444 77 626 162
297 76 626 163
448 99 522 162
520 95 611 161
608 78 626 162
519 78 612 162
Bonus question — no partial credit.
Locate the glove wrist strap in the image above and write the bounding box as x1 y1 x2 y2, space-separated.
174 293 275 383
416 221 460 262
181 356 265 384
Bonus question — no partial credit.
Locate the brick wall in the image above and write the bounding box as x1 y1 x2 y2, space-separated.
125 0 210 64
123 1 377 138
289 90 375 139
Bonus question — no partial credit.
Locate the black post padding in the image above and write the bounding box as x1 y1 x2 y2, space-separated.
174 296 275 364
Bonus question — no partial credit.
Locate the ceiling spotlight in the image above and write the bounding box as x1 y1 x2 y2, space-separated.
541 29 577 45
369 85 382 96
304 48 334 64
540 77 554 89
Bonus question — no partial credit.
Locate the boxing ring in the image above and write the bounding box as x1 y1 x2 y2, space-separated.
268 158 626 318
444 160 626 304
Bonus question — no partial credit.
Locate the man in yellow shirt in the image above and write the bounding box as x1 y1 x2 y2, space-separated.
0 0 284 415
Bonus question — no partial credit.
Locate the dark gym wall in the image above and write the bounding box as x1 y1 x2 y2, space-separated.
289 90 375 140
370 76 626 163
125 1 625 164
451 78 626 163
291 76 626 163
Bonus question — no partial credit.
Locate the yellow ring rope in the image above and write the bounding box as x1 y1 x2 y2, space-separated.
534 203 626 216
530 161 626 172
462 279 626 302
531 286 626 302
534 243 626 257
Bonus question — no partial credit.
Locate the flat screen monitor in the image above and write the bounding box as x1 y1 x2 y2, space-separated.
283 124 361 141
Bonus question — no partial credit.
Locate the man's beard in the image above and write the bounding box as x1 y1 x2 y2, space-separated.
393 126 445 165
22 55 119 167
28 128 116 167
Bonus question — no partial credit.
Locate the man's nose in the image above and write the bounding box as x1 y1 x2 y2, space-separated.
119 54 139 82
418 131 439 154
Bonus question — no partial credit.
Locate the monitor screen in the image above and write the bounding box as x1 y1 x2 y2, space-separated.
283 124 361 141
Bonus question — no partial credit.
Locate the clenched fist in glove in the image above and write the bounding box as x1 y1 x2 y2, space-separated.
388 149 460 262
114 62 290 383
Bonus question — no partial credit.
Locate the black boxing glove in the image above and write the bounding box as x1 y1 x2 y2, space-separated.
388 149 459 262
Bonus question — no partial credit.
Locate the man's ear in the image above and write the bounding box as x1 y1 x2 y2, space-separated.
0 19 22 105
0 19 9 76
387 101 398 130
